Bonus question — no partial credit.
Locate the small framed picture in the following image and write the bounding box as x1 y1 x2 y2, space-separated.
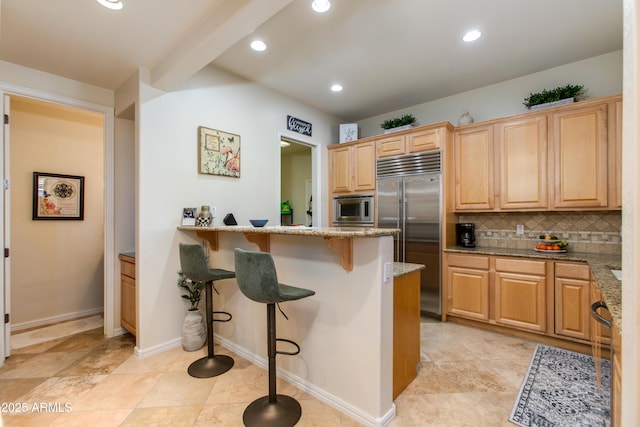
182 207 197 226
32 172 85 220
339 123 358 143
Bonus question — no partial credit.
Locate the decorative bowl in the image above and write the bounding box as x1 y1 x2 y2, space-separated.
249 219 268 227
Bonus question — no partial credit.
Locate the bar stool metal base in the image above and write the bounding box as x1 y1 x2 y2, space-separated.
242 394 301 427
187 354 234 378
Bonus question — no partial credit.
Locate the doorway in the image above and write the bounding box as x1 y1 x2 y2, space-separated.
2 92 113 359
280 137 312 226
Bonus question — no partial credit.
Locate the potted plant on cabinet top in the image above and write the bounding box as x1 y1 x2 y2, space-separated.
523 84 585 111
380 114 417 134
177 271 207 351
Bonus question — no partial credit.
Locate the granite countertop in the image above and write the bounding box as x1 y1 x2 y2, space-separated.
393 262 425 278
445 246 622 332
178 225 400 238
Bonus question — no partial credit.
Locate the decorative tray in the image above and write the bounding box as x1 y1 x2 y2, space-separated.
534 248 567 253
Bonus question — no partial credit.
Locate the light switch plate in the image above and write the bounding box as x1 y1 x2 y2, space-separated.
384 262 392 282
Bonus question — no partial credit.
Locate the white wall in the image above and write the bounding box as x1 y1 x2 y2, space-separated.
10 96 104 326
357 50 623 138
135 65 341 351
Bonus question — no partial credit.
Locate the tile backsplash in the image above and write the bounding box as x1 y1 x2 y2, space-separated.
458 211 621 255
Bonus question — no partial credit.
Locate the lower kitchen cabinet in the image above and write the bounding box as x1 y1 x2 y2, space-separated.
393 269 422 399
119 253 136 336
554 262 591 341
446 254 490 321
494 258 547 332
611 325 622 427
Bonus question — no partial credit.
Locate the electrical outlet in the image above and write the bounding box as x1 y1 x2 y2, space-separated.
516 224 524 235
384 262 392 282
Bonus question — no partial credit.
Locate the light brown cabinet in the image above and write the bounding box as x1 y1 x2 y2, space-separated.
611 325 622 427
328 140 376 194
376 125 446 158
453 124 494 210
550 103 608 208
453 95 622 212
494 257 547 332
554 262 591 341
496 114 548 210
446 254 490 320
393 269 421 399
119 253 136 336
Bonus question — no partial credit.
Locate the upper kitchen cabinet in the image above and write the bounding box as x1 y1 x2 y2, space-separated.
328 140 376 194
452 94 622 212
496 114 548 210
376 123 450 158
550 102 608 209
453 124 494 210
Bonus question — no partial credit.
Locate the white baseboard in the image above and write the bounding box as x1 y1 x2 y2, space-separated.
214 335 396 427
11 307 104 332
134 337 181 359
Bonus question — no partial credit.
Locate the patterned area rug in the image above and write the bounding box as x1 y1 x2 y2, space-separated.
510 344 610 427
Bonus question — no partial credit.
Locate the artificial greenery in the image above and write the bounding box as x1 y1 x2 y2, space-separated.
523 84 585 109
177 271 206 311
380 114 417 130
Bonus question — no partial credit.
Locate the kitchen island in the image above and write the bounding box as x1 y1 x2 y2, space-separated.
177 225 401 426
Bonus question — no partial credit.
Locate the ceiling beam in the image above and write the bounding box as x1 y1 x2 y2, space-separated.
150 0 294 91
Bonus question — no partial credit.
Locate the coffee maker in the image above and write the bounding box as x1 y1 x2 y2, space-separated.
456 223 476 247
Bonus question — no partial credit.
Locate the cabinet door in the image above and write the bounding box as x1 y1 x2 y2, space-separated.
454 125 494 210
494 271 546 332
554 277 590 340
121 275 136 335
329 145 352 193
353 141 376 191
551 103 608 208
376 134 405 158
614 100 622 208
496 115 548 209
447 266 489 320
407 128 440 153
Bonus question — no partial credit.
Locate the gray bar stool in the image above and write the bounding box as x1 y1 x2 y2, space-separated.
179 243 236 378
234 248 315 427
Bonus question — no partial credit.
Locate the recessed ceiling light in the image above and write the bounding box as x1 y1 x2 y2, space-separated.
331 84 343 92
96 0 123 10
463 30 482 42
250 40 267 51
312 0 331 13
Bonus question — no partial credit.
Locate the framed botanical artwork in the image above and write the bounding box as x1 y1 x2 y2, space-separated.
198 126 240 177
32 172 85 220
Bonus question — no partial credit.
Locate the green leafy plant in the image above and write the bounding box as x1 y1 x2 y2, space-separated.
523 84 585 109
380 114 417 130
177 271 206 311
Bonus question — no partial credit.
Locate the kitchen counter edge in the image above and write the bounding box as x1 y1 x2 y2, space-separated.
444 246 622 333
393 262 425 278
177 225 400 238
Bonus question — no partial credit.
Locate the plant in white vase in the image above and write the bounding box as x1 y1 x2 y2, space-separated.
177 272 207 351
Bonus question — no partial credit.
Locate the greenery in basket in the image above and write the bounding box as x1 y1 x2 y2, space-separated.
177 271 206 311
523 84 585 109
380 114 417 130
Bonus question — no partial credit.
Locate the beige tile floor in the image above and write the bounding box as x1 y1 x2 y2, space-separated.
0 319 536 426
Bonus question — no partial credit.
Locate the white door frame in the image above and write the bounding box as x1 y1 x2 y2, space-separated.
0 83 115 363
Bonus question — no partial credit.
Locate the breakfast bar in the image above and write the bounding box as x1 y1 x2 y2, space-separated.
177 225 401 426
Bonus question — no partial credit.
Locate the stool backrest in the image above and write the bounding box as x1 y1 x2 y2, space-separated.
179 243 212 282
234 248 282 303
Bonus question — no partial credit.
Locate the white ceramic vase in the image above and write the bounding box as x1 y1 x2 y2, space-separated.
182 309 206 351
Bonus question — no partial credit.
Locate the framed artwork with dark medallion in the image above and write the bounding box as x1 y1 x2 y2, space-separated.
32 172 85 220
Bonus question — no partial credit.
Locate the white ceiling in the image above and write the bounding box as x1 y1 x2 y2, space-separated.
1 0 622 122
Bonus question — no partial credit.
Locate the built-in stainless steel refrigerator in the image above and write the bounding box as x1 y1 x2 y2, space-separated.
376 151 442 318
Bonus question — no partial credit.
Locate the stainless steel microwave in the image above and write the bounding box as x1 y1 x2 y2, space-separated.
332 194 374 226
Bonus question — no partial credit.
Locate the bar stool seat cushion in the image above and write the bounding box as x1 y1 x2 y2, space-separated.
234 248 315 304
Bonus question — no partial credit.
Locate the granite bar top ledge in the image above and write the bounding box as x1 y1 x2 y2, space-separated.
178 225 400 238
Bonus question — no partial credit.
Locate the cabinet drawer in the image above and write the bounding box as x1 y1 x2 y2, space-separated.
495 257 546 275
121 261 135 279
447 254 489 270
555 262 590 280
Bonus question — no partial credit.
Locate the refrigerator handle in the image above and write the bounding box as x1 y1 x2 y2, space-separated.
400 180 406 262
